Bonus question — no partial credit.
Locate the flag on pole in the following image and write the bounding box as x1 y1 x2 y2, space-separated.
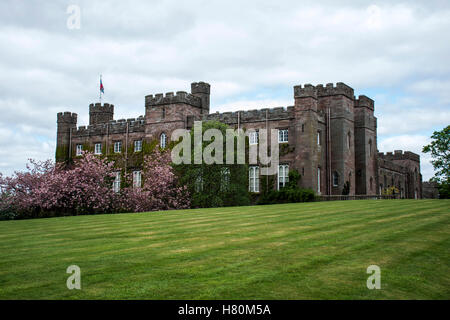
100 77 104 94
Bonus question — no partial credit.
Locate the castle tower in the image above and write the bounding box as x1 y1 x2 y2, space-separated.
56 112 77 162
317 83 356 195
89 103 114 125
354 95 378 195
191 82 210 114
293 84 324 194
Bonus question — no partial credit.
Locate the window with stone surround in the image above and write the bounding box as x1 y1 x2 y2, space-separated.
134 140 142 152
76 144 83 156
160 133 167 149
94 143 102 155
347 132 351 149
113 172 121 193
249 130 259 145
133 170 142 188
114 141 122 153
249 166 260 193
278 129 288 143
317 130 321 145
221 167 230 191
333 171 339 187
278 164 289 189
317 167 321 194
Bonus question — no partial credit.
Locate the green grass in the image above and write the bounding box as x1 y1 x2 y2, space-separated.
0 200 449 299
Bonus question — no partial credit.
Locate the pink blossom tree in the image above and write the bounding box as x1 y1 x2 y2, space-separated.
118 149 190 213
0 150 190 219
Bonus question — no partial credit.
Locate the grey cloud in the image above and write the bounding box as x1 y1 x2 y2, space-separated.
0 0 449 180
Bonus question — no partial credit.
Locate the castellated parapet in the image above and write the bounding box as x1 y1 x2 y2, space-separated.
378 150 420 163
57 111 78 124
202 106 294 124
191 81 211 114
294 82 355 100
145 91 202 108
89 103 114 125
355 95 374 110
74 116 145 137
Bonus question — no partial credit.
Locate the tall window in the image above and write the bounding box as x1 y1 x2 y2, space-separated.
347 132 351 149
278 164 289 189
133 170 142 188
160 133 167 149
76 144 83 156
114 141 122 153
333 171 339 187
221 167 230 191
317 167 321 194
94 143 102 155
249 131 259 145
317 130 321 145
195 174 203 192
368 139 372 157
249 166 260 193
278 129 288 143
113 172 121 193
134 140 142 152
370 177 373 192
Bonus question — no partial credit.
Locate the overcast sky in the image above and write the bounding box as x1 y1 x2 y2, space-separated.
1 0 449 180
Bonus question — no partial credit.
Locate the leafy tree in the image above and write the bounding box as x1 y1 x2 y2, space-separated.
174 121 250 208
422 125 450 198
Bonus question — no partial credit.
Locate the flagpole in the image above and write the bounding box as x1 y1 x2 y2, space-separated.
99 74 102 104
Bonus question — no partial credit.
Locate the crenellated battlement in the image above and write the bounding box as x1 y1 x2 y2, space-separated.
378 150 420 162
202 106 294 124
355 95 374 110
89 102 114 112
89 102 114 125
145 91 202 108
57 111 78 124
294 82 355 100
191 81 210 94
74 116 145 136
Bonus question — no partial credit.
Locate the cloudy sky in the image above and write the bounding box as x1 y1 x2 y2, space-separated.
1 0 449 180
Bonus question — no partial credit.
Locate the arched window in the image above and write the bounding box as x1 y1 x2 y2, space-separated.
368 139 372 157
370 177 373 192
160 132 167 149
332 171 339 187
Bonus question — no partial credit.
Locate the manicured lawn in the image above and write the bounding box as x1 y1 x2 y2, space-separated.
0 200 449 299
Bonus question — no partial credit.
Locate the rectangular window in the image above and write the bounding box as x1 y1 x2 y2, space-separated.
221 167 230 191
317 167 321 194
249 131 259 145
249 166 260 193
278 164 289 189
278 129 288 143
113 172 121 193
134 140 142 152
114 141 122 153
195 174 203 192
133 170 142 188
76 144 83 156
317 131 321 145
94 143 102 155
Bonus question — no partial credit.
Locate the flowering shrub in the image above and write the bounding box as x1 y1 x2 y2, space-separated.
0 150 189 219
117 149 190 213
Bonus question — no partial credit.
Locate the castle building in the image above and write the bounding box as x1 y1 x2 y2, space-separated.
56 81 422 198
